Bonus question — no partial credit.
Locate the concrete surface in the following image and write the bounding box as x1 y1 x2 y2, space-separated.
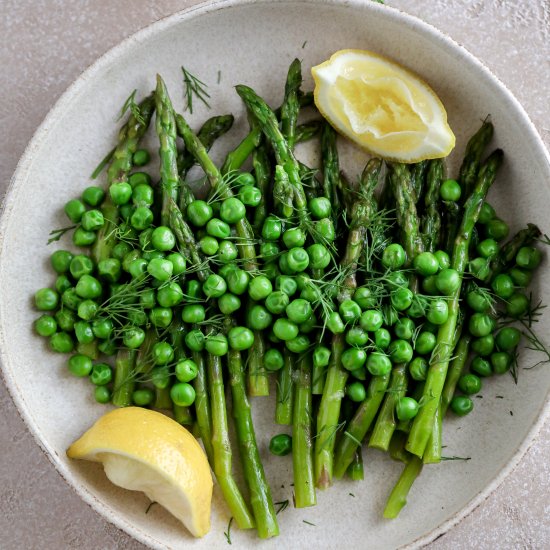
1 1 548 548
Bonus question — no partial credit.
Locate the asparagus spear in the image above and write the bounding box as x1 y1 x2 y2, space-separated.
207 351 255 530
91 94 155 264
383 455 423 519
111 348 137 407
252 143 271 233
293 355 316 508
192 350 214 463
295 120 323 144
227 350 279 537
280 58 302 150
410 160 428 205
275 349 294 425
155 75 180 226
421 159 444 253
347 446 364 481
406 149 503 458
321 123 341 213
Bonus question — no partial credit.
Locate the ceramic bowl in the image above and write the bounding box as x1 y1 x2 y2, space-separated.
2 0 549 548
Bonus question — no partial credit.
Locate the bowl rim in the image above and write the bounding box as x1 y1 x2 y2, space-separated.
1 0 549 548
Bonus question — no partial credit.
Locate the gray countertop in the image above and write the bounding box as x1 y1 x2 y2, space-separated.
1 1 549 548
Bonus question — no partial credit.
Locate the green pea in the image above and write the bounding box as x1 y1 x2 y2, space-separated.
128 172 152 187
491 273 515 299
506 292 529 318
450 395 474 416
112 242 132 261
313 346 331 369
261 241 280 262
90 363 112 386
73 226 97 247
382 243 406 269
35 288 59 311
495 327 521 352
262 216 282 241
286 334 310 353
217 240 238 264
282 227 306 249
388 339 414 364
394 318 415 340
326 311 345 334
360 310 383 332
435 268 461 296
466 288 493 313
68 354 93 377
119 204 134 222
408 296 428 319
458 373 482 395
314 218 336 243
383 305 399 326
81 209 104 231
413 252 439 276
391 287 413 311
434 250 451 270
468 257 490 280
409 357 428 381
96 258 121 283
471 334 495 357
94 386 111 404
238 185 262 207
147 258 173 282
226 269 250 296
129 206 153 230
35 315 57 337
55 309 75 332
478 202 496 224
339 299 362 324
61 288 82 311
218 293 241 315
75 274 102 299
347 382 366 402
128 310 148 327
50 250 74 275
82 186 105 207
366 352 392 376
185 280 203 300
471 356 493 377
91 318 113 340
508 267 532 288
440 179 461 201
132 388 154 406
422 275 439 295
265 291 290 315
174 359 198 383
185 329 205 352
110 182 133 205
346 326 369 347
342 348 367 371
133 149 150 166
199 235 220 258
491 351 512 374
307 243 331 270
275 276 297 297
204 333 229 357
187 200 213 227
150 226 175 252
486 218 509 241
227 327 254 351
415 331 437 355
248 275 272 301
258 349 282 372
516 246 542 270
427 299 449 325
64 199 86 223
132 183 154 207
374 328 392 350
396 397 420 421
73 321 94 344
220 197 246 224
55 275 73 294
286 247 309 273
269 434 292 456
149 307 173 328
273 318 299 341
353 287 377 310
299 313 317 334
122 327 145 349
246 304 271 331
468 312 495 337
235 172 255 186
98 339 116 356
308 197 331 219
50 332 74 353
476 239 499 259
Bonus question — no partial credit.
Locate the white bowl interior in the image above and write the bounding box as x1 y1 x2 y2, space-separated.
2 1 550 548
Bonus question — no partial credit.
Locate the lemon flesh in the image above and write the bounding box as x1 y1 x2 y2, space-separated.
312 49 455 162
67 407 212 538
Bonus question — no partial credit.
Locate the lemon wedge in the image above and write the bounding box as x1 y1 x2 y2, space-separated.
67 407 213 537
312 49 455 162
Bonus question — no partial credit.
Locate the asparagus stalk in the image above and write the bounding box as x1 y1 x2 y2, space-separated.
293 355 316 508
207 352 255 530
421 159 444 253
91 94 155 264
321 123 341 213
410 160 428 205
275 349 294 425
111 348 137 407
280 58 302 150
406 149 503 458
347 446 364 481
192 349 214 463
252 143 271 233
227 350 279 538
383 456 423 519
295 120 322 144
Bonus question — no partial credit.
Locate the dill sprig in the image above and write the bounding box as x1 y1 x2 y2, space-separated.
223 517 233 545
47 225 77 245
117 89 144 125
181 66 211 114
275 500 289 514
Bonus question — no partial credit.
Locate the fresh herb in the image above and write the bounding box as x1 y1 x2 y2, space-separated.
145 501 158 514
303 519 316 526
47 225 77 245
90 147 115 179
217 70 222 84
302 40 308 49
224 517 233 545
117 89 144 125
441 455 471 461
182 66 211 114
349 492 355 497
275 500 289 514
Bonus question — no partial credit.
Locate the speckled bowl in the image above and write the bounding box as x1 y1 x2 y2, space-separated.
2 0 549 548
